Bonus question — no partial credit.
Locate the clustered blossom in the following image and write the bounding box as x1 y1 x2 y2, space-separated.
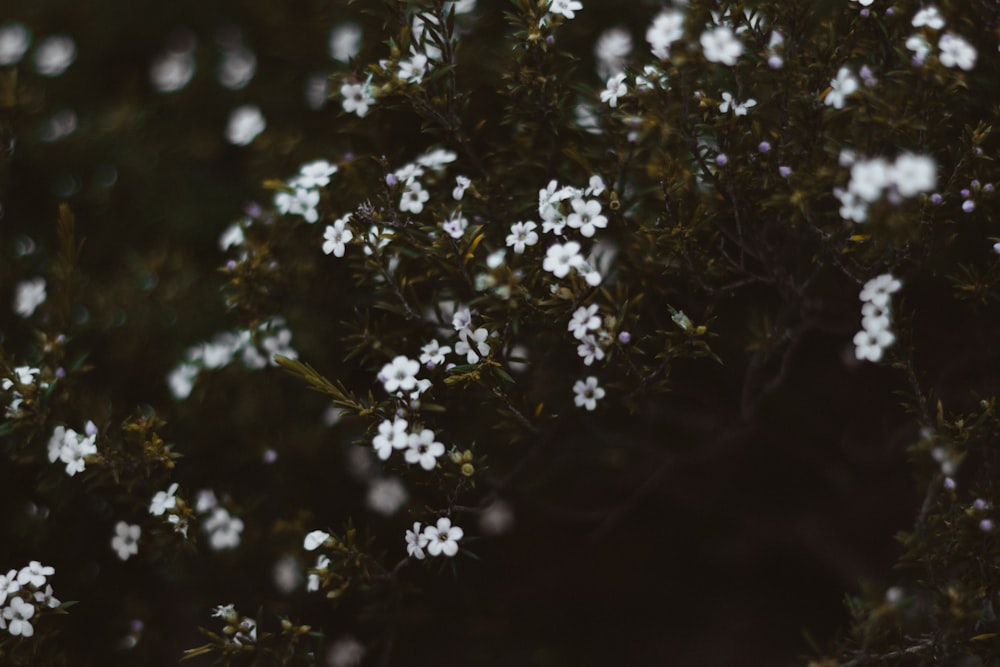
0 561 61 638
47 422 98 476
2 365 45 418
834 152 937 223
853 274 901 362
167 317 298 400
536 178 609 285
824 66 859 109
210 603 257 645
274 159 339 224
718 91 756 116
371 419 445 471
406 518 463 559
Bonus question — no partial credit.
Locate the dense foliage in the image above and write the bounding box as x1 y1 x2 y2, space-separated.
1 0 999 664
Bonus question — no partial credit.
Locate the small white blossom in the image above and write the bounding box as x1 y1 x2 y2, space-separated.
423 517 463 557
825 67 859 109
573 376 605 411
452 175 471 201
398 51 429 84
0 23 31 66
547 0 583 20
225 105 266 146
0 571 20 607
719 92 756 116
420 339 451 368
455 327 490 364
3 596 35 637
380 356 420 393
405 429 445 470
577 335 604 366
646 10 684 60
906 34 931 64
34 35 76 76
111 522 141 561
303 530 331 551
452 307 473 333
600 73 627 108
400 182 430 214
594 27 632 78
912 6 945 30
202 507 244 550
860 273 902 307
889 153 936 197
149 482 179 516
13 277 46 317
17 562 53 589
700 26 742 66
543 241 584 278
853 328 895 362
405 522 428 559
323 216 354 257
372 417 409 460
329 23 362 63
568 304 601 340
506 221 539 254
938 33 976 71
341 81 375 117
366 477 408 516
849 158 891 203
297 160 338 189
442 213 469 239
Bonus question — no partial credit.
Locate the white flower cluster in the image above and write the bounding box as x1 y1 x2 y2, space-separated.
274 159 339 224
196 489 245 550
149 482 189 536
210 604 257 645
834 151 937 223
167 317 298 400
853 273 901 362
2 365 45 418
47 422 98 476
903 7 977 71
0 561 61 638
544 0 583 24
535 177 609 286
405 517 464 559
370 417 445 470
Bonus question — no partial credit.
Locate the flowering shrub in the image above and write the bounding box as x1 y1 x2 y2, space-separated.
2 0 1000 664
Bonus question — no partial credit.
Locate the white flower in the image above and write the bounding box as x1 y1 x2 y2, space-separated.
577 335 604 366
380 356 420 393
573 376 605 411
586 175 606 196
0 23 31 66
420 339 451 368
13 277 46 317
861 301 890 333
329 23 362 63
111 522 141 561
303 530 331 551
149 482 179 516
548 0 583 20
17 562 53 588
217 48 255 90
33 584 59 609
442 213 468 239
600 73 627 108
906 34 931 64
452 307 473 332
202 507 244 550
275 187 320 223
34 35 76 76
400 182 429 214
405 429 445 470
195 489 219 513
365 477 408 516
646 10 684 60
405 522 428 559
225 105 266 146
423 517 463 557
149 51 195 92
452 175 471 201
455 327 490 364
912 7 945 30
938 33 976 71
341 81 375 117
848 158 891 203
212 603 237 620
860 273 902 307
853 328 895 362
323 216 354 257
398 51 429 84
568 304 601 340
543 241 584 278
506 221 539 254
298 160 338 189
415 148 457 169
595 27 632 78
168 363 199 400
825 67 858 109
700 26 742 66
3 597 35 637
327 635 367 667
219 223 244 251
0 570 19 607
718 92 756 116
372 417 409 460
889 153 936 197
